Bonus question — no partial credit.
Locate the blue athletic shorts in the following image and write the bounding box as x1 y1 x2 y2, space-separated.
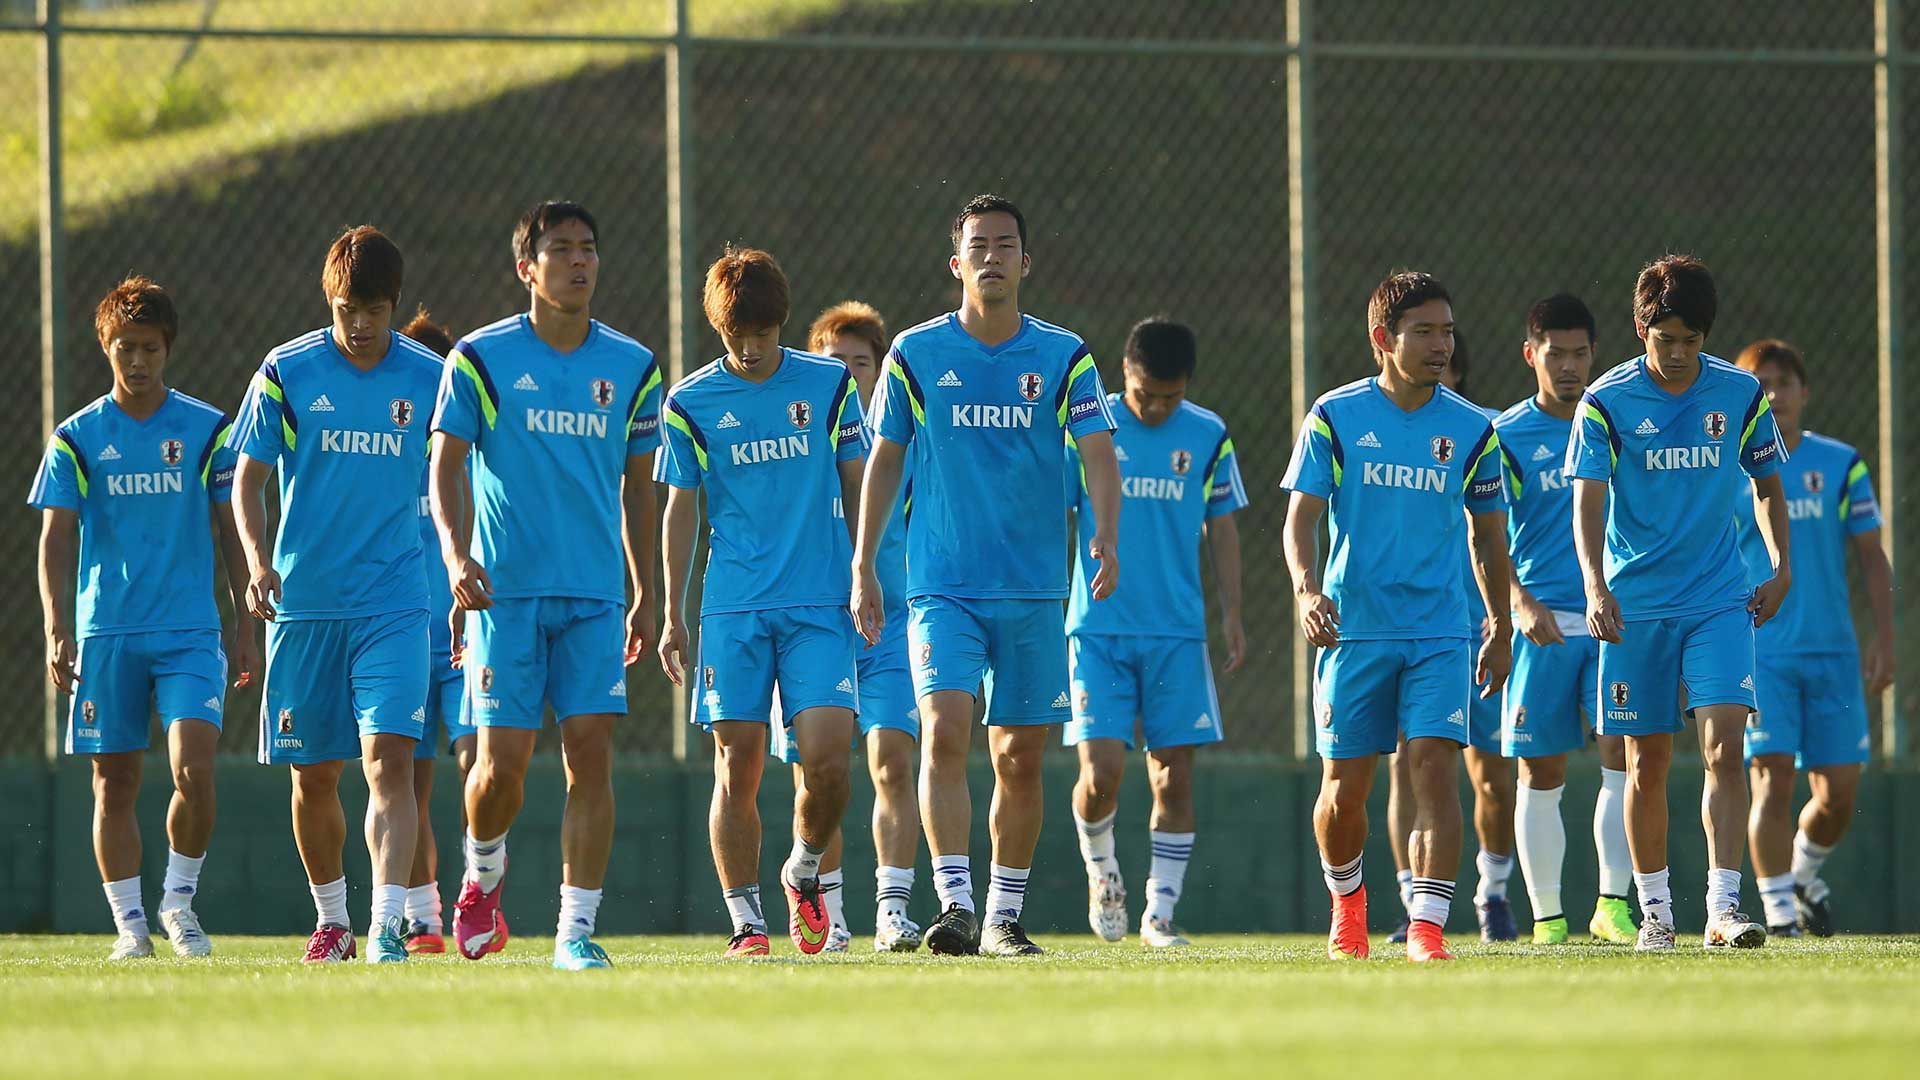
695 605 858 729
1597 604 1755 738
259 611 428 765
1503 634 1601 759
414 657 468 760
1312 638 1471 759
1744 651 1871 768
908 595 1070 726
769 620 916 765
1065 633 1223 751
466 597 627 729
68 629 226 756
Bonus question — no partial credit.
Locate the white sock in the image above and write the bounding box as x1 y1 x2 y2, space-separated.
1409 877 1456 927
1706 867 1742 917
104 876 147 938
782 837 826 890
159 849 205 914
1515 784 1566 920
1075 809 1119 877
983 863 1030 923
404 884 442 933
1474 848 1514 903
464 831 507 894
1321 853 1363 897
724 884 764 933
1395 868 1415 912
310 876 349 930
932 855 974 913
1634 867 1672 928
876 865 913 921
371 882 407 932
819 869 846 934
1594 768 1633 899
1144 831 1193 924
1758 872 1797 927
1791 831 1834 888
558 884 603 942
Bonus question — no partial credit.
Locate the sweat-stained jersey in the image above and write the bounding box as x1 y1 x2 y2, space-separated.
1495 398 1584 612
1735 431 1880 654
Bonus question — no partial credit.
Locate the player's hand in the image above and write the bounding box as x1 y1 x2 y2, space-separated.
625 594 657 665
1297 589 1340 647
1748 572 1791 629
449 607 468 669
658 616 690 687
449 556 494 611
1476 627 1513 696
1515 592 1565 647
1863 635 1894 696
1585 585 1623 644
1220 613 1248 674
851 564 885 646
246 566 283 621
1088 531 1119 600
45 624 77 692
227 621 258 688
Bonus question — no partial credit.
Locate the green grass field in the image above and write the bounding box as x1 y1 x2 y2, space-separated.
2 934 1916 1078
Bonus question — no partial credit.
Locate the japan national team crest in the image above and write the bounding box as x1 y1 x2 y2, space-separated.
277 708 294 735
1018 372 1045 401
1805 470 1825 493
1609 681 1630 707
390 399 414 428
82 701 96 726
919 642 934 667
787 400 812 429
1171 449 1192 475
159 438 183 467
1317 700 1333 728
1430 435 1455 464
592 378 616 408
1512 706 1527 728
479 666 494 693
703 666 715 689
1703 411 1727 440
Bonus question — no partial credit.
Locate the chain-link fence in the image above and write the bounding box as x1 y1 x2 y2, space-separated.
3 0 1916 760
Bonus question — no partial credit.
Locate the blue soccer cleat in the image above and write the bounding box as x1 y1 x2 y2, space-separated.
553 936 613 970
368 915 410 964
1477 896 1518 942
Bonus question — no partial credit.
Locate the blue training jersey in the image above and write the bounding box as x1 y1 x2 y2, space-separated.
1735 431 1880 655
27 390 236 638
419 486 453 662
1494 397 1584 612
871 312 1116 601
1281 376 1505 641
1569 356 1783 622
1065 395 1248 640
1458 403 1503 629
432 314 663 604
232 328 442 620
656 349 866 615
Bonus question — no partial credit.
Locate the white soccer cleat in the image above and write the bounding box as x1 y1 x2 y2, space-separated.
158 907 212 958
823 925 852 953
1140 916 1191 948
108 931 154 960
873 910 923 953
1635 920 1677 952
1088 869 1128 942
1703 908 1766 950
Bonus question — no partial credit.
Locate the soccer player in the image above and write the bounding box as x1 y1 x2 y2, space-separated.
1065 317 1247 948
1282 271 1511 964
1732 339 1893 937
767 301 926 953
30 276 253 960
657 248 866 958
1494 294 1637 945
1570 254 1789 951
854 194 1122 957
231 227 442 963
432 201 662 971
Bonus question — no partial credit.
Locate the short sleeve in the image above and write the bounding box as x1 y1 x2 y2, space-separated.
1465 424 1505 514
1061 345 1116 438
1497 440 1524 504
1205 432 1250 519
627 359 664 456
1568 392 1618 482
201 416 238 503
232 360 290 465
1280 403 1338 499
27 427 85 510
830 373 869 464
431 340 493 446
1841 454 1883 534
654 396 707 489
872 346 918 446
1739 388 1783 479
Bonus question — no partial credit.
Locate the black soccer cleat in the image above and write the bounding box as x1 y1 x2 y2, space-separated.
1387 917 1411 944
980 919 1045 957
925 903 981 956
1768 922 1804 939
1794 883 1834 938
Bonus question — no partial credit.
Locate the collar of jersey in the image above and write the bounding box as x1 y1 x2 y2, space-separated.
516 313 600 358
1368 375 1443 418
104 387 177 426
714 346 792 386
1631 354 1715 402
944 311 1031 355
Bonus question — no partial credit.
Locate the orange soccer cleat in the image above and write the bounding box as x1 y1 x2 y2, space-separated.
1327 885 1370 960
726 928 771 958
1406 919 1456 962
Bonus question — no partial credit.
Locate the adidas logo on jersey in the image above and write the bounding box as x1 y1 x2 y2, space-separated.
411 706 427 723
1193 714 1212 730
1052 692 1071 709
203 696 221 710
97 444 122 461
514 373 540 391
610 680 626 698
1114 446 1130 462
937 370 964 387
835 677 854 693
1740 674 1755 691
1532 444 1555 462
717 411 742 429
1635 418 1659 435
309 394 337 413
1357 431 1383 448
1446 708 1466 727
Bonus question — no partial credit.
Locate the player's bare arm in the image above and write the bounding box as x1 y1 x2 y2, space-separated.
657 483 699 686
1512 581 1565 647
429 430 491 614
1747 472 1793 627
1205 511 1247 672
231 454 281 621
1467 507 1514 694
212 503 258 687
1076 428 1122 600
37 507 79 692
621 450 660 664
851 436 904 645
1852 526 1894 695
1572 477 1621 643
1283 489 1339 647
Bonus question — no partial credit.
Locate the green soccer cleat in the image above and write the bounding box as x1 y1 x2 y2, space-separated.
1590 897 1638 944
1532 916 1569 945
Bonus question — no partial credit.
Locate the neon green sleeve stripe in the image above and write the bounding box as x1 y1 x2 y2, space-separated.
662 407 706 471
1309 415 1332 442
630 366 664 428
281 419 297 452
1506 468 1523 501
830 376 859 451
256 372 284 405
1741 395 1771 450
1465 432 1499 492
51 437 87 498
1847 461 1869 488
456 355 498 430
888 358 924 426
1058 354 1098 424
201 423 232 486
1204 437 1235 494
1581 402 1609 434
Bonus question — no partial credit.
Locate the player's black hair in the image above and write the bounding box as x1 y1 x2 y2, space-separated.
514 200 600 265
1367 271 1451 342
1123 317 1198 382
951 193 1028 252
1525 293 1597 345
1634 254 1716 338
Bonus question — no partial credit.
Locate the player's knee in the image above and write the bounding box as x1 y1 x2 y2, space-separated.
1081 759 1123 803
801 753 851 799
870 747 914 798
1699 737 1743 777
992 743 1044 788
92 761 140 812
171 760 214 805
713 743 763 798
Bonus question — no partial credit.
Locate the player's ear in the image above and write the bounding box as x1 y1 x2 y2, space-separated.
1369 323 1391 356
515 258 536 288
1020 252 1031 278
949 253 963 281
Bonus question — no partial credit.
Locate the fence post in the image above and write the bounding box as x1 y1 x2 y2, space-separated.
1286 0 1315 759
665 0 696 760
37 0 65 765
1874 1 1908 758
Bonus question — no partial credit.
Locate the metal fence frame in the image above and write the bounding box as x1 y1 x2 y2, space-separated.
6 0 1914 761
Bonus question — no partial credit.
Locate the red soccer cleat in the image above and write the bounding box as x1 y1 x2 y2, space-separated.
1327 885 1370 960
785 879 831 955
453 875 510 961
302 924 357 963
1407 919 1456 962
406 930 445 955
726 928 771 957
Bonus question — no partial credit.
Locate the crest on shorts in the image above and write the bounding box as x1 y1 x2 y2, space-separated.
703 666 715 689
159 438 183 467
1703 411 1727 440
1805 470 1825 494
918 642 933 666
479 666 494 693
82 701 96 725
277 708 293 735
1609 681 1630 707
787 400 812 429
390 399 414 428
1512 705 1527 728
1317 699 1333 728
1075 688 1090 714
1430 435 1455 464
592 379 616 408
1171 449 1192 475
1018 372 1044 401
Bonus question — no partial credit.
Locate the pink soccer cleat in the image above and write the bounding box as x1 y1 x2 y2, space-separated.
453 876 510 960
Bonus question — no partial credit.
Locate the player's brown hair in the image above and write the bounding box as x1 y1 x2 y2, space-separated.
703 246 790 334
807 301 887 359
399 306 455 356
321 225 404 305
1736 338 1807 385
93 275 178 348
1634 254 1716 337
1367 271 1451 358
